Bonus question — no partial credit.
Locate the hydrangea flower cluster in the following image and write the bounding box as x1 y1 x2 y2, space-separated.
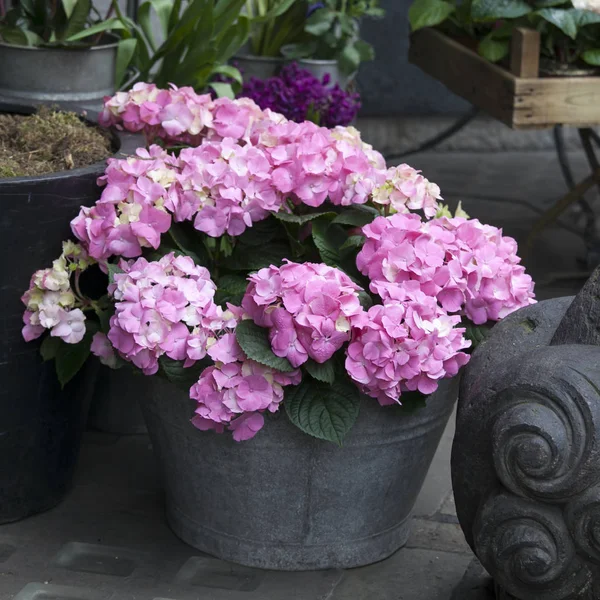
345 290 471 404
166 138 284 236
239 62 361 128
372 164 442 218
71 146 176 261
104 253 220 375
356 212 536 324
190 320 301 441
252 119 386 208
100 82 266 146
242 261 364 367
21 242 94 344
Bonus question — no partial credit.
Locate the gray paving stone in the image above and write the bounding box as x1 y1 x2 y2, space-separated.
450 559 495 600
0 542 16 563
330 548 472 600
406 520 472 555
52 542 139 577
174 556 264 591
13 582 111 600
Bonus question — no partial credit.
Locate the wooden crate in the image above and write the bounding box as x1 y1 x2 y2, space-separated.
408 27 600 130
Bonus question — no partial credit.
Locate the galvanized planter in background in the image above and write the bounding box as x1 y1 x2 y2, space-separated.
0 39 118 105
141 376 458 570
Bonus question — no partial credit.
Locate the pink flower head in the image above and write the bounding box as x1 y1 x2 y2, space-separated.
356 213 536 323
91 332 118 368
242 261 365 367
189 347 301 441
71 146 176 261
107 253 219 374
372 164 442 218
166 138 285 236
345 295 471 405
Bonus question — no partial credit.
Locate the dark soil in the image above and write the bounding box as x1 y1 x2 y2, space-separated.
0 106 113 178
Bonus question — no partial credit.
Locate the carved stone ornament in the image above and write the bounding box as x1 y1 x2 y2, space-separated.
452 270 600 600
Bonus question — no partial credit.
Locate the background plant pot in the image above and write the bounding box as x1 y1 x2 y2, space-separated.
140 376 458 571
87 367 147 435
0 37 118 107
233 53 287 81
0 103 140 523
297 58 353 89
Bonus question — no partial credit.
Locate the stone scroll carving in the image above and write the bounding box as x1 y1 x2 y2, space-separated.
452 272 600 600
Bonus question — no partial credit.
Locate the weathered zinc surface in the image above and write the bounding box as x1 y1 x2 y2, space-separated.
453 270 600 600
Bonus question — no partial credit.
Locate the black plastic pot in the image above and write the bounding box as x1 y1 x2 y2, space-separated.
0 103 141 523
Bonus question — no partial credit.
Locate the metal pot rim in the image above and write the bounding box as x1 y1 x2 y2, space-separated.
0 34 119 52
234 53 286 63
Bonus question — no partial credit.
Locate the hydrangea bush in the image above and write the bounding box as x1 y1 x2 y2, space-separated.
22 85 536 444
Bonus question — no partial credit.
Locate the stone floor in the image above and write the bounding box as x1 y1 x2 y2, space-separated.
0 143 594 600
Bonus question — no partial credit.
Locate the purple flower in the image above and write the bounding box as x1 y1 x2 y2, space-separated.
239 62 361 127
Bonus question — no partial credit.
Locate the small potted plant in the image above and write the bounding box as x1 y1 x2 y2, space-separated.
408 0 600 73
0 102 139 523
239 61 361 126
236 0 384 88
0 0 130 104
20 85 536 568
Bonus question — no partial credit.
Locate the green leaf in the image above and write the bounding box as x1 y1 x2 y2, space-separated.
0 25 31 45
210 64 243 85
478 36 510 62
63 0 92 41
305 9 336 35
354 39 375 61
235 319 296 373
167 222 209 266
273 210 336 225
116 38 137 87
358 290 373 310
55 323 96 388
535 7 578 39
463 321 493 349
573 9 600 27
340 235 365 251
145 0 173 38
304 359 336 385
107 263 124 285
61 0 79 19
40 335 62 362
338 43 361 75
159 355 209 391
471 0 531 22
311 218 346 267
236 218 280 247
280 40 319 59
66 17 127 41
208 82 235 98
408 0 455 31
332 208 377 228
582 48 600 66
284 378 360 445
224 242 290 271
215 274 248 305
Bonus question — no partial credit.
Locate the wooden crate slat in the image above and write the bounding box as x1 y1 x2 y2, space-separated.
408 28 516 127
409 27 600 130
513 77 600 128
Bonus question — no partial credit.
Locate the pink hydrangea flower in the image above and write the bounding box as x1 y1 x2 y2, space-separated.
107 253 219 375
242 261 365 367
356 213 536 324
71 146 176 261
372 164 442 218
165 138 285 236
100 83 264 146
91 332 118 368
190 330 301 441
21 242 93 345
345 294 471 405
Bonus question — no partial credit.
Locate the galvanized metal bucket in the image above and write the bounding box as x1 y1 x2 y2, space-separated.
297 58 352 89
0 39 117 105
141 376 457 570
